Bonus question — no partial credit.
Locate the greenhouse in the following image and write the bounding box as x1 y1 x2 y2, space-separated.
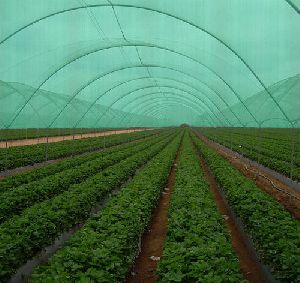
0 1 299 282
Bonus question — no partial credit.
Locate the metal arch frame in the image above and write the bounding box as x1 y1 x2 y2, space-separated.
123 107 167 125
142 108 199 126
100 98 209 128
46 61 231 128
0 83 43 128
95 88 218 128
1 3 291 126
102 101 201 128
105 77 234 124
59 43 248 127
0 82 49 128
0 81 69 125
123 100 206 127
107 87 230 127
147 104 213 126
98 82 231 126
36 87 84 119
260 118 293 128
93 85 224 127
285 0 300 14
107 91 218 127
132 103 212 127
73 64 243 128
116 111 161 128
126 97 203 122
128 44 254 125
118 95 219 127
40 43 249 128
0 40 256 129
122 92 208 116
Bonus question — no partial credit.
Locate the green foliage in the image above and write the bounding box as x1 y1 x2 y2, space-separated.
0 131 171 222
192 132 300 282
0 130 158 171
30 132 182 282
158 133 244 282
0 131 177 281
198 128 300 181
0 130 159 191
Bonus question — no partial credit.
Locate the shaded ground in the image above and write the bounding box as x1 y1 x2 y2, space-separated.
197 151 267 283
126 146 181 283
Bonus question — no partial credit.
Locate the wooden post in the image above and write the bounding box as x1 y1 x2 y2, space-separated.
290 124 295 180
45 128 49 161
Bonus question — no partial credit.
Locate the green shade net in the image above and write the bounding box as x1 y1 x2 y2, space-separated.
0 0 299 129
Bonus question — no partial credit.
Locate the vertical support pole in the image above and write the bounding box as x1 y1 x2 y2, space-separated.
72 127 75 158
257 124 262 165
103 131 106 149
2 129 8 172
250 127 254 157
290 124 295 180
254 126 258 159
5 129 8 148
230 127 233 151
89 128 93 152
45 128 49 161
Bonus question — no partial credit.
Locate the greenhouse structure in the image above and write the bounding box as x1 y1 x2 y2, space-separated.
0 1 299 282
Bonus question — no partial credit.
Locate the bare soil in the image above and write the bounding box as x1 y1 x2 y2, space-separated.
0 128 151 148
195 131 300 221
198 152 266 283
126 146 181 283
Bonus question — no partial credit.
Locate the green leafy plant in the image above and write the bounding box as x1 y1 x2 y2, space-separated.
192 131 300 282
30 132 182 282
0 129 160 171
0 131 178 281
158 133 244 282
0 131 172 223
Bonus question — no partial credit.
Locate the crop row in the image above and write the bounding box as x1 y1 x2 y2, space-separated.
29 130 182 282
198 128 300 181
158 133 244 282
0 130 167 191
203 129 300 162
191 132 300 282
198 127 300 156
199 127 300 150
0 131 173 223
0 129 158 171
0 131 178 281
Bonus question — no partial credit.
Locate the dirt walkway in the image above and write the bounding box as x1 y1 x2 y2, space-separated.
0 128 152 148
194 131 300 221
197 151 267 282
126 146 181 283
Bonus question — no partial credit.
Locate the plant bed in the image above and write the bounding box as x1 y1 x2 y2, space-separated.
29 132 182 282
192 132 300 282
158 133 244 282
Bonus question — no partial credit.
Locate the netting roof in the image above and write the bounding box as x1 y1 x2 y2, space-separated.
1 0 299 128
